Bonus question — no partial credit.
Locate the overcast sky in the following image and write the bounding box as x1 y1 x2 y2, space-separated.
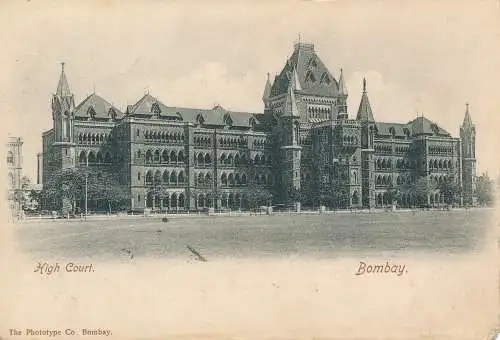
1 0 499 181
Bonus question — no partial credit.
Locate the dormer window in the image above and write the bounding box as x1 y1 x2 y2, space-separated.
308 57 317 68
403 128 410 138
151 102 161 115
87 107 96 119
320 73 331 85
109 108 117 120
223 113 233 127
196 113 205 126
389 127 396 137
176 112 183 121
249 116 257 129
431 124 439 134
305 71 316 83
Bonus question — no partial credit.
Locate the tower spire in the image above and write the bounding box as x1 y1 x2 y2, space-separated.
462 102 473 128
56 62 72 97
338 68 348 95
356 77 374 122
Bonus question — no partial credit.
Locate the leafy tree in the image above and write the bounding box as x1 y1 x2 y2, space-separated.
42 167 129 214
438 176 461 206
475 173 494 206
410 176 435 207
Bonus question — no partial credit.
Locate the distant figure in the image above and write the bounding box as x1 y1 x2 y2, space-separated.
121 248 134 259
162 217 169 223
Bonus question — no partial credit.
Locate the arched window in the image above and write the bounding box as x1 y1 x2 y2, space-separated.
178 171 185 183
196 113 205 125
8 172 14 188
78 151 86 164
162 150 169 163
88 151 96 163
223 113 233 127
170 171 177 183
154 170 162 184
197 153 204 165
205 153 211 164
221 173 227 186
178 151 184 163
151 102 161 115
162 171 169 183
138 172 141 181
145 171 153 184
170 150 177 163
154 150 160 163
198 173 204 186
145 150 153 164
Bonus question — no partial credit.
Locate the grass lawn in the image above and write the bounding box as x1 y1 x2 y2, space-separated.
15 209 494 260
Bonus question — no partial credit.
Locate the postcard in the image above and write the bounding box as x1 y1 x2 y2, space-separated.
1 1 499 339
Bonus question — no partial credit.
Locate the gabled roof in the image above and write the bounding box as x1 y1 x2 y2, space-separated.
126 94 262 128
73 93 123 119
407 116 450 136
374 117 450 138
126 93 171 116
375 122 411 137
356 78 374 122
270 42 338 97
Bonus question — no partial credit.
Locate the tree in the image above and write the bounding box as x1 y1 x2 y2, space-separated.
438 176 461 206
475 173 494 207
42 167 129 214
411 176 435 207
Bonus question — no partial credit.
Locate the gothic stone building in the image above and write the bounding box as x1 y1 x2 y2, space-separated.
40 42 476 212
7 136 24 214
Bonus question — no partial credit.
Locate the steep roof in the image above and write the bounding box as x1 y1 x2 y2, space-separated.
56 63 72 97
338 68 348 95
462 103 474 128
374 117 450 138
73 93 123 119
270 42 338 97
356 78 374 122
407 116 450 136
262 73 272 101
126 94 261 128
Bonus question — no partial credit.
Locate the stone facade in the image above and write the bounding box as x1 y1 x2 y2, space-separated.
7 136 23 213
40 42 477 211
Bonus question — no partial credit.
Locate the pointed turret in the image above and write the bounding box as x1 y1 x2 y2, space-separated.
462 103 474 129
356 78 374 122
338 68 348 95
292 67 302 91
262 72 272 102
56 62 72 97
284 80 300 117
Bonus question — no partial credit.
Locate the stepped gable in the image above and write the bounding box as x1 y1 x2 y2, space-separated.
270 42 339 98
73 93 123 120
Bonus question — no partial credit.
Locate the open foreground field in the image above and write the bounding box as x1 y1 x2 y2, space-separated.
14 208 495 260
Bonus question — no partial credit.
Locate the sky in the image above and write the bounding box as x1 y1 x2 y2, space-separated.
1 0 500 181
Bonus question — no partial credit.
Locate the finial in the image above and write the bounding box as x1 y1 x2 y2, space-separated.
267 72 270 82
298 32 301 44
363 77 366 92
61 62 65 72
466 102 469 112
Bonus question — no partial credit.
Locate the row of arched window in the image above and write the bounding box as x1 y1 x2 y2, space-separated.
79 150 112 164
139 149 185 164
220 172 272 187
194 135 212 147
142 130 185 144
375 144 392 153
395 146 410 154
429 175 456 185
143 169 185 185
219 153 272 167
428 159 455 170
342 135 359 145
218 136 247 148
429 145 454 155
144 192 185 209
253 138 272 149
77 133 110 145
300 137 312 146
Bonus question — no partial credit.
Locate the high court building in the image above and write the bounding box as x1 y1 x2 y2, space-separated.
40 41 476 211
